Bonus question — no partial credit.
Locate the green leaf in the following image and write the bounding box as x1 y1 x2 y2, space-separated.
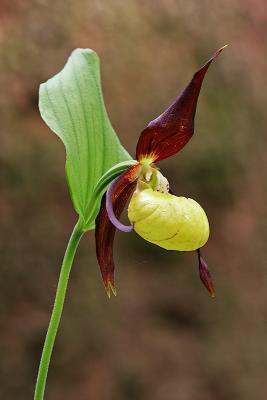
39 48 132 226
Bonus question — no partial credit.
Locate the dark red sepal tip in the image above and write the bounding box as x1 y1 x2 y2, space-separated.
197 249 216 299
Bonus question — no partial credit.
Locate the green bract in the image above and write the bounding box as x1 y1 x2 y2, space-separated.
128 188 209 251
39 48 132 226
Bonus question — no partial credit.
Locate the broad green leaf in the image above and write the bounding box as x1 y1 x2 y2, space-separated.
39 48 132 226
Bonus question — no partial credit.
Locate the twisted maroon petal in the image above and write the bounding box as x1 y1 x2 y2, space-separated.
136 45 227 163
197 249 216 298
95 163 141 297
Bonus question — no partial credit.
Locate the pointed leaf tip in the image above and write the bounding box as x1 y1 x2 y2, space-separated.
136 45 227 163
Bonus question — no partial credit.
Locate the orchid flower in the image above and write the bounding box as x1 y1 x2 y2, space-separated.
96 45 227 299
35 46 226 400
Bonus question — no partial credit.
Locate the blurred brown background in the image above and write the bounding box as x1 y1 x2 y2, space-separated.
0 1 267 399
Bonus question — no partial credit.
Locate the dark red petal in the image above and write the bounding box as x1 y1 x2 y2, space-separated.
95 164 141 297
136 45 227 163
197 249 216 298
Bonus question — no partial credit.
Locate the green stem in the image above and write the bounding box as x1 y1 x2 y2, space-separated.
34 219 84 400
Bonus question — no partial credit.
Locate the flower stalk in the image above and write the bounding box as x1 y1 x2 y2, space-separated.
34 219 84 400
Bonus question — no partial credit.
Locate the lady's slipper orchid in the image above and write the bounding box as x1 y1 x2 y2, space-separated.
95 46 227 299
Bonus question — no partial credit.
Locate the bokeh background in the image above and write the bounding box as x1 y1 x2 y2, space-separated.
1 1 267 399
